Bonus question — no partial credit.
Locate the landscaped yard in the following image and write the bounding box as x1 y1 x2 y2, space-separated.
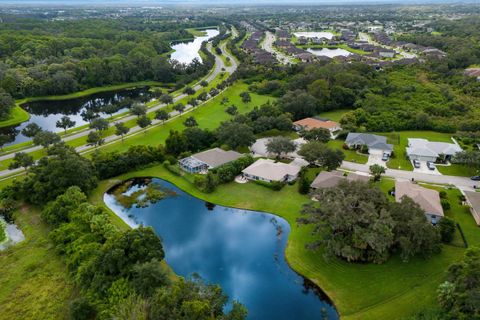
317 109 350 122
328 139 369 164
90 164 479 320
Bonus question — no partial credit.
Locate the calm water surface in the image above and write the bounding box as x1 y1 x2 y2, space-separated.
170 29 219 64
307 48 352 58
104 178 338 320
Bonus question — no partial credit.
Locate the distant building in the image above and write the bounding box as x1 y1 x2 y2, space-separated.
293 117 341 134
406 138 463 163
345 133 393 156
179 148 243 173
310 170 369 189
395 181 444 225
242 158 306 183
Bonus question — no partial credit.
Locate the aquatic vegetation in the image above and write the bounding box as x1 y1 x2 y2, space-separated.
111 179 177 209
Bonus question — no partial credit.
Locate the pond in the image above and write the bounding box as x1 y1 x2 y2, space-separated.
170 28 219 65
104 178 338 320
1 87 152 146
294 31 335 40
307 48 352 58
0 216 25 251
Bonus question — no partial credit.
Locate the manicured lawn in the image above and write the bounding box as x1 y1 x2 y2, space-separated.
317 109 350 122
328 139 368 164
0 206 74 320
0 106 30 129
90 164 477 320
437 164 478 177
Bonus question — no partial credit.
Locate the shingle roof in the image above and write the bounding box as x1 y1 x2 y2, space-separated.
242 159 302 181
310 171 369 189
406 138 463 158
191 148 243 168
464 191 480 226
345 133 393 151
395 181 444 217
293 118 340 130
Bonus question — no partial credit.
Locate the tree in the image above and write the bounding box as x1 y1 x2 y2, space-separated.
298 141 344 170
278 90 317 120
69 297 97 320
439 217 456 243
21 123 42 138
33 131 61 149
225 105 238 116
298 168 310 195
131 103 147 117
183 116 198 127
131 259 169 296
0 134 11 151
369 164 386 181
200 80 208 87
300 128 331 143
188 98 198 108
81 109 97 124
159 93 173 105
216 122 255 149
266 137 296 159
155 109 170 123
204 171 218 193
9 152 34 172
115 122 130 141
183 87 195 95
56 115 76 134
41 186 87 226
451 151 480 172
165 130 188 156
86 131 104 147
101 103 119 119
240 91 251 104
301 181 394 263
137 115 152 133
173 103 185 114
0 89 14 120
197 92 208 101
438 247 480 319
90 117 109 131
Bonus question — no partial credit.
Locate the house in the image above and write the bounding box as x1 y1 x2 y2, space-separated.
378 49 396 58
250 137 306 158
406 138 463 162
296 52 316 63
395 181 444 224
345 133 393 156
310 170 369 189
292 117 341 134
179 148 243 173
242 158 306 183
464 191 480 226
464 68 480 82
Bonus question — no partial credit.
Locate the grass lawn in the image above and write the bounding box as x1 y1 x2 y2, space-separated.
0 106 30 129
317 109 350 122
328 139 368 164
0 206 74 320
89 164 477 320
437 165 478 177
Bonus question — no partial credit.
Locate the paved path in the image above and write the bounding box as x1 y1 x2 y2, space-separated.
342 161 477 191
0 33 238 179
261 31 295 65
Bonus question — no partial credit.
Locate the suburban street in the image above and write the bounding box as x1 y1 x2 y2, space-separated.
261 31 296 64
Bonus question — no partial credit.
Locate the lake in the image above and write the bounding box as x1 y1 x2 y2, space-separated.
307 48 352 58
170 28 219 64
104 178 338 320
0 87 152 146
294 31 335 39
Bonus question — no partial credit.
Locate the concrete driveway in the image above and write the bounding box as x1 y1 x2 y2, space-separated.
366 153 387 167
412 160 442 175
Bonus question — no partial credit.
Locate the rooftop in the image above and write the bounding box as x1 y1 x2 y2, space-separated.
345 133 393 151
293 118 340 130
407 138 463 157
191 148 243 168
395 181 444 217
311 170 369 189
242 159 304 181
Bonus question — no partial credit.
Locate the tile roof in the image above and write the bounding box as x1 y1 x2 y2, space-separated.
293 117 340 130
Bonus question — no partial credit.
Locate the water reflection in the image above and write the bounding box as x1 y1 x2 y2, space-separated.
170 29 219 64
1 87 152 146
104 178 338 320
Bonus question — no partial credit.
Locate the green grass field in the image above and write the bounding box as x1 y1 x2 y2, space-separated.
89 164 479 320
0 106 30 129
0 206 74 320
328 139 369 164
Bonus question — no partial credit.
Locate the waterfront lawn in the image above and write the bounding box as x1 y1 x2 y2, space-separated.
92 164 477 320
0 206 74 320
0 106 30 129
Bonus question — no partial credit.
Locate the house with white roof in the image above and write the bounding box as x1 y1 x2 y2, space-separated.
395 181 444 224
242 158 307 183
406 138 463 163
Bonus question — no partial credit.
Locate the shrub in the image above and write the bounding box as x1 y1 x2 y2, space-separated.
163 161 181 176
254 180 285 191
439 217 456 243
439 190 447 199
441 198 451 211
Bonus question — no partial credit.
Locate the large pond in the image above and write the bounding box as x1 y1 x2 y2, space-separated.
307 48 352 58
294 31 335 40
170 29 219 64
104 178 338 320
1 87 152 146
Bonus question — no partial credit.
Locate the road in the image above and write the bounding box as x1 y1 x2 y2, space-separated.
261 31 295 65
0 33 238 179
341 161 477 191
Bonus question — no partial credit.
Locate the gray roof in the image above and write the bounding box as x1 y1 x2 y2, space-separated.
242 159 303 181
464 191 480 226
406 138 463 158
191 148 243 168
345 133 393 151
311 170 369 189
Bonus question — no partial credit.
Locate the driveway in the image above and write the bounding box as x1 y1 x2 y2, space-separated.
366 153 387 167
412 160 442 175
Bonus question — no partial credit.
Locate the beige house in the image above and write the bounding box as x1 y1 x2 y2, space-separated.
293 117 341 134
395 181 444 224
464 191 480 226
242 159 306 183
310 171 369 189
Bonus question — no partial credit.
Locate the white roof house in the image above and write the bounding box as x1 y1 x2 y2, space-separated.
242 159 306 183
395 181 444 224
406 138 463 162
345 133 393 155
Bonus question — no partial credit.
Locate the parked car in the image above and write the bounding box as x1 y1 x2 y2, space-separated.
426 161 436 170
382 153 389 161
413 159 421 168
471 176 480 181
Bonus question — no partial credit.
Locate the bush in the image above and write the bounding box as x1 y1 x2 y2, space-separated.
441 198 451 211
213 155 254 184
439 190 447 199
163 160 181 176
69 297 96 320
439 217 456 243
254 180 285 191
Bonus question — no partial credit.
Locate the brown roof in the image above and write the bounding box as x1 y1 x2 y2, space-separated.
293 118 339 130
464 191 480 226
311 171 369 189
395 181 444 217
464 68 480 77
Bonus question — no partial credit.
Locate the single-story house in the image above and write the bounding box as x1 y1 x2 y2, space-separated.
395 181 444 224
310 170 369 189
296 52 316 63
250 137 306 158
293 117 341 134
242 158 306 183
406 138 463 162
464 191 480 226
179 148 243 173
345 133 393 156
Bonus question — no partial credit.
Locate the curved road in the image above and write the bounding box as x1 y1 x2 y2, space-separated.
0 33 238 178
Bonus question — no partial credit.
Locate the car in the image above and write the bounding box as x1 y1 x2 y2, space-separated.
471 176 480 181
413 159 421 169
382 153 389 161
426 161 436 170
